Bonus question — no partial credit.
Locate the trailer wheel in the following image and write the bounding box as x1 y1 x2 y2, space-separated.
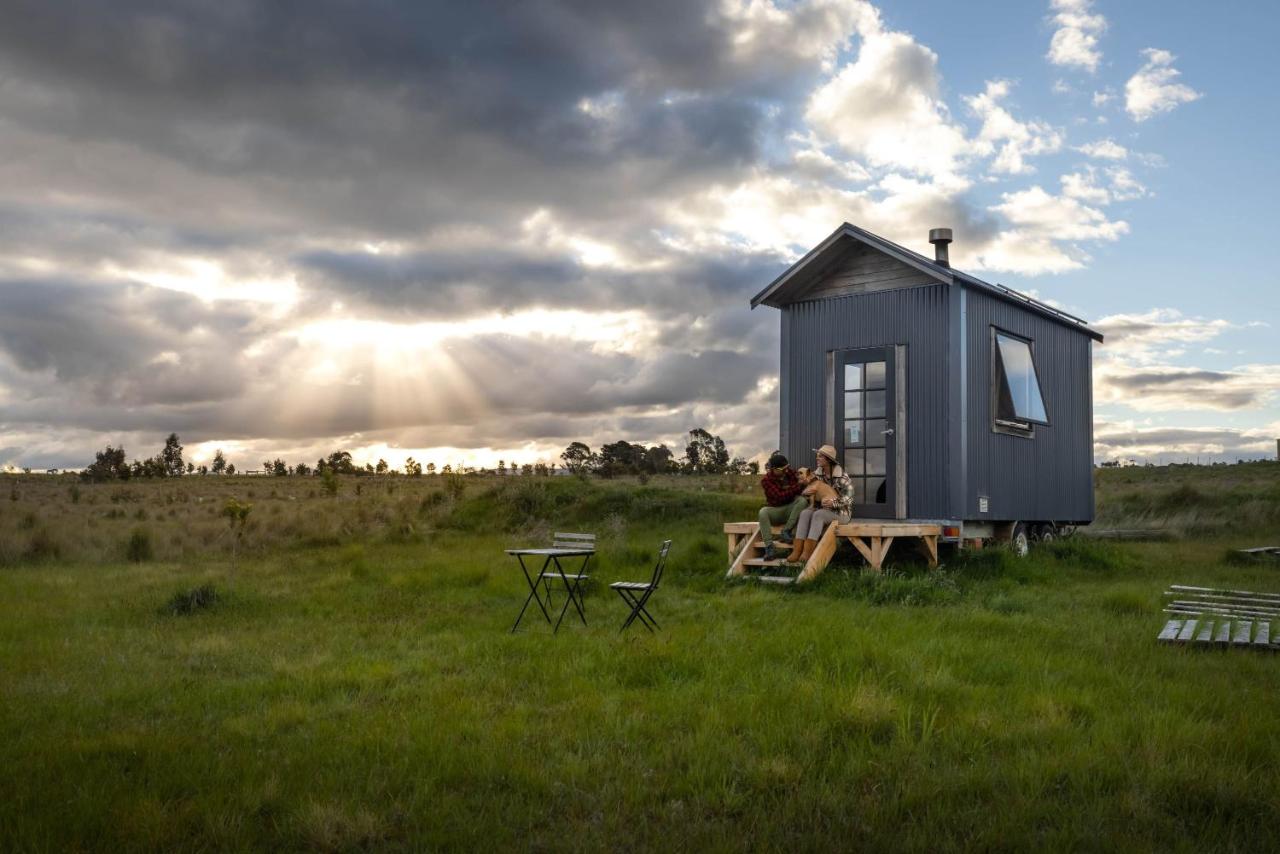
1010 522 1030 558
1035 523 1057 545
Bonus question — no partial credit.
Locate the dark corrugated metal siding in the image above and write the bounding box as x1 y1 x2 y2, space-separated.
963 287 1095 522
781 284 951 519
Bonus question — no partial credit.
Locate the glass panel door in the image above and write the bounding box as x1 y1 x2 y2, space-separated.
836 346 896 519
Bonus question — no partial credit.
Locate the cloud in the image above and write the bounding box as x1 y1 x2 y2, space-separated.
966 80 1064 175
805 11 970 182
1095 420 1279 462
1125 48 1201 121
1093 309 1231 362
0 0 1202 467
1076 138 1127 160
1046 0 1106 73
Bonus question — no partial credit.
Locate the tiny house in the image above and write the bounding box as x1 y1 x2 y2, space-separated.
752 222 1102 548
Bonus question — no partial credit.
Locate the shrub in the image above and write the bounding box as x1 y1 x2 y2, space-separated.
443 474 466 501
163 584 218 615
125 528 154 563
25 528 62 562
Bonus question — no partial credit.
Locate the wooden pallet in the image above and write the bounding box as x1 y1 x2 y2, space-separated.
1159 583 1280 651
725 519 940 584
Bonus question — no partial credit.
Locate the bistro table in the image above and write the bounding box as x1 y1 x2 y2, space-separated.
507 547 594 633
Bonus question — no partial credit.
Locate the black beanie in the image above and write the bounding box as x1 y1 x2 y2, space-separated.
767 452 788 470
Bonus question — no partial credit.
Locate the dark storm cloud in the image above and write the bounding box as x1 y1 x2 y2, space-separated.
0 277 266 406
0 0 850 465
0 0 828 238
296 245 783 318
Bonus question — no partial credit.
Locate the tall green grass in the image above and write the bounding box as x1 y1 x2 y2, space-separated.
1 467 1279 849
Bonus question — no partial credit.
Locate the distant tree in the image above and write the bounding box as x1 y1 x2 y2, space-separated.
187 462 195 475
441 464 453 475
227 463 237 474
747 460 760 475
293 461 311 476
521 463 534 477
363 463 374 474
212 449 227 475
198 464 209 476
161 433 185 477
271 459 288 476
730 456 753 475
221 497 252 573
560 442 593 474
643 444 675 475
597 441 645 477
497 459 506 477
425 462 436 476
404 457 422 477
533 462 549 477
133 456 166 478
376 458 389 475
82 445 130 481
684 428 729 474
325 451 355 474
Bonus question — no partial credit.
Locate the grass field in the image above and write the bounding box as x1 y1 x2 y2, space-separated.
2 465 1279 851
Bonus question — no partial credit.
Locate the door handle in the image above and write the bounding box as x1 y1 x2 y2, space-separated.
881 427 894 435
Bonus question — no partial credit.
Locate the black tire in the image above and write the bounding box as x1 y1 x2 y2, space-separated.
1010 522 1030 558
1035 523 1057 544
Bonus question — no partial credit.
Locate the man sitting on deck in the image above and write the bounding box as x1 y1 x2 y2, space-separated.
756 452 807 562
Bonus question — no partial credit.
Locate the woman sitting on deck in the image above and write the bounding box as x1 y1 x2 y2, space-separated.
785 444 852 564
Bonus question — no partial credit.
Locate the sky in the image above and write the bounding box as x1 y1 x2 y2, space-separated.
0 0 1276 472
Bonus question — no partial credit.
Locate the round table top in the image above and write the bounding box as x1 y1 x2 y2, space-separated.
505 548 595 556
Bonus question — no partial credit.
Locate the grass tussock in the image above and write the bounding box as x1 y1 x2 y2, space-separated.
162 583 218 615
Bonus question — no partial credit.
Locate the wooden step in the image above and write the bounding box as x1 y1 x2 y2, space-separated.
756 575 797 585
743 558 793 568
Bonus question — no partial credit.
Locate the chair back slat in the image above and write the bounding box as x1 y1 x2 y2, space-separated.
651 540 672 589
553 532 596 551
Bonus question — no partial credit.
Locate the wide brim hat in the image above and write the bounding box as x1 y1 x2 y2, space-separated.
813 444 839 464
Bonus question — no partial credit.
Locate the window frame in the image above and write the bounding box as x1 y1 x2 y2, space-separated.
989 327 1049 439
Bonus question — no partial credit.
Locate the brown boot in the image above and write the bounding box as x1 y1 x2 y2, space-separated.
798 538 817 564
784 538 806 563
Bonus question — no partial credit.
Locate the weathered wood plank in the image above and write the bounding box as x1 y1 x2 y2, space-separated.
1232 621 1253 645
1169 601 1280 619
724 522 783 535
1170 584 1280 602
1215 621 1232 646
1176 620 1199 642
1165 592 1280 609
1157 620 1183 642
797 523 839 583
726 530 761 579
1254 621 1271 647
1195 621 1215 644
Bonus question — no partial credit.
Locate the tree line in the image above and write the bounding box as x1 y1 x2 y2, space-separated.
559 429 759 477
80 428 758 482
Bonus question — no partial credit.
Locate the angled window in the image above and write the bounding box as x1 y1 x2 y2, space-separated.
993 331 1048 430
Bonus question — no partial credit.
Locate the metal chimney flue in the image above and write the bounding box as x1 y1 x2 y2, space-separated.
929 227 953 267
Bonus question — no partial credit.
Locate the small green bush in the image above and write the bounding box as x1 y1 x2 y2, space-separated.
163 584 218 616
25 528 61 562
125 528 154 563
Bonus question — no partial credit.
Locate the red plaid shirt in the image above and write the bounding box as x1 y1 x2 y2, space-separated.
761 468 803 507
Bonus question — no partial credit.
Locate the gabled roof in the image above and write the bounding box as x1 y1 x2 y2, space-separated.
750 222 1104 343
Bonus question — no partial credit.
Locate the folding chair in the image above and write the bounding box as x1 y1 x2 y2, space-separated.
610 540 671 633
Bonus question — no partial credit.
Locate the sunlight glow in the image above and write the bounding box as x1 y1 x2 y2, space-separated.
292 309 655 355
103 257 299 306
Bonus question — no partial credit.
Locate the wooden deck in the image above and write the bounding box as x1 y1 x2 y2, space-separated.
724 519 940 584
1158 583 1280 651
